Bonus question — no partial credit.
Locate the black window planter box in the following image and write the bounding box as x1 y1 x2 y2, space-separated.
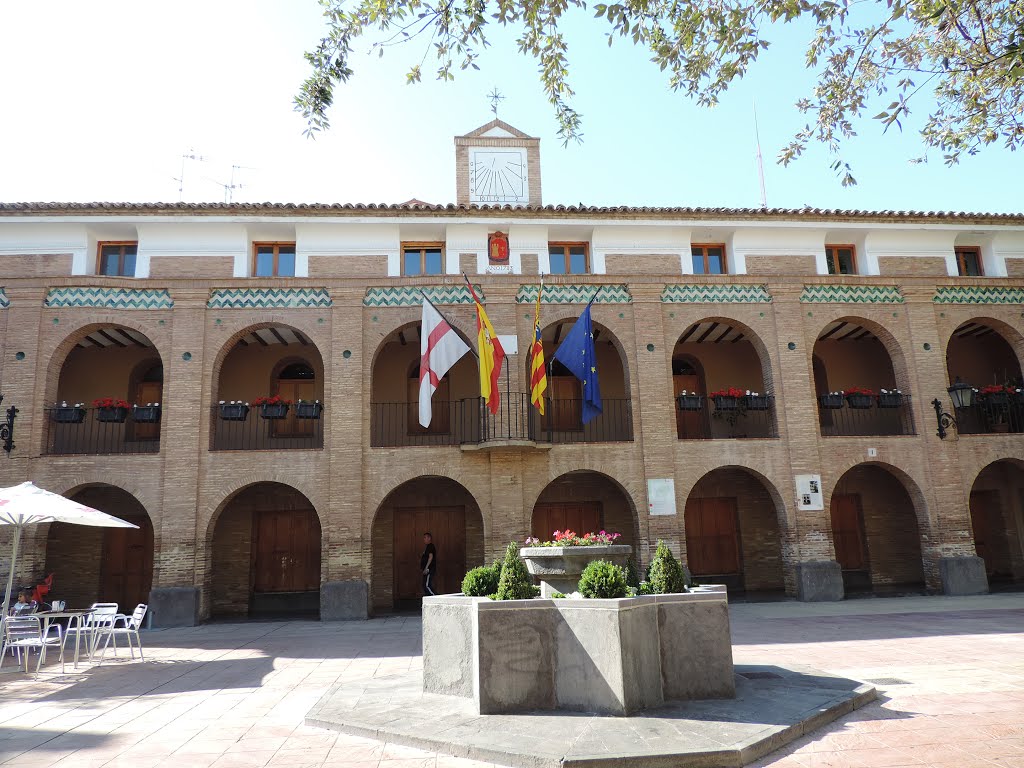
877 392 903 409
818 394 844 410
845 394 874 410
741 395 771 411
712 396 739 411
50 407 86 424
96 406 129 423
982 392 1011 406
676 394 702 412
259 403 290 420
220 404 250 421
133 405 162 423
295 402 324 420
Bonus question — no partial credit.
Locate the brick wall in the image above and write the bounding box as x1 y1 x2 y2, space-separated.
0 254 73 277
878 256 949 276
149 256 234 279
745 255 816 275
307 255 387 278
605 254 680 275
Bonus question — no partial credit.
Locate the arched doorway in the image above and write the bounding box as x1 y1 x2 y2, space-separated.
213 325 325 450
370 322 478 446
946 319 1024 435
531 471 638 548
370 476 484 612
210 483 322 618
672 319 775 439
969 460 1024 586
830 464 926 594
683 467 784 595
813 318 913 436
44 485 154 610
47 325 163 454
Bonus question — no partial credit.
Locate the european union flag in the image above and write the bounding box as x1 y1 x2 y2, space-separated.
552 301 603 424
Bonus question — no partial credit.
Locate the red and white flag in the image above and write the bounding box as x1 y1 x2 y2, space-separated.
419 298 470 428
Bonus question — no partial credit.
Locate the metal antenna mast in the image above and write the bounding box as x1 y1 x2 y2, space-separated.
173 148 207 201
753 101 768 210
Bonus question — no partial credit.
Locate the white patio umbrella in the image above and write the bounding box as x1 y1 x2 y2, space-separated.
0 481 138 613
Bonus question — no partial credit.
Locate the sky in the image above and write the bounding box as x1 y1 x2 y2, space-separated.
0 1 1019 212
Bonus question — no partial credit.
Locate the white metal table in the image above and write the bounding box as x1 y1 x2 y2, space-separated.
36 608 95 670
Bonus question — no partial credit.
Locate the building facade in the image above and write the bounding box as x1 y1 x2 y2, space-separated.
1 120 1023 625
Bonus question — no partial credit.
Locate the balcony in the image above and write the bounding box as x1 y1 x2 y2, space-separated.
676 395 778 439
370 396 633 448
817 394 916 437
952 398 1024 435
44 407 161 455
211 404 324 450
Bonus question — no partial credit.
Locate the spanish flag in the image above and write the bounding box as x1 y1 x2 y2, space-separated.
530 280 547 415
465 277 505 415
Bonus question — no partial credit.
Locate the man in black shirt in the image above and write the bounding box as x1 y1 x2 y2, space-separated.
420 532 437 597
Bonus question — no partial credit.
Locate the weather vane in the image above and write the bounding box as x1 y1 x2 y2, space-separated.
488 88 505 118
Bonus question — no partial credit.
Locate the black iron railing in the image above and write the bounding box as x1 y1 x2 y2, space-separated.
817 395 916 437
952 399 1024 435
44 407 161 455
370 395 633 447
211 405 324 450
676 395 778 439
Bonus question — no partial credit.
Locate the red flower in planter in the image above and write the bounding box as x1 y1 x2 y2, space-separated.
252 395 293 406
92 397 131 409
978 385 1014 395
842 386 877 397
709 387 745 398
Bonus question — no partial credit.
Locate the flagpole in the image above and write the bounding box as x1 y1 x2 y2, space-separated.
420 291 479 361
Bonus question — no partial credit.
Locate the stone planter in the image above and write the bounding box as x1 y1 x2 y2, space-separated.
712 395 738 411
259 403 289 420
295 402 323 419
818 393 844 410
877 392 903 409
676 393 702 411
219 403 250 421
520 544 632 597
741 394 771 411
96 406 129 423
132 405 161 423
422 587 735 715
50 407 85 424
845 393 874 410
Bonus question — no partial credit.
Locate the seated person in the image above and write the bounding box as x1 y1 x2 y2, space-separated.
10 589 37 616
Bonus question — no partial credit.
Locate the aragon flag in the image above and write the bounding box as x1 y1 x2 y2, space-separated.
419 298 470 428
530 280 548 415
465 277 506 415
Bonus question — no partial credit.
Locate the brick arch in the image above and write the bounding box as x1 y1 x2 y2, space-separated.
209 320 327 402
47 476 159 520
672 315 777 395
824 458 929 528
41 319 167 414
368 469 489 536
537 316 633 400
967 456 1024 489
942 315 1024 386
966 458 1024 585
528 469 642 552
680 464 787 594
525 466 643 526
369 318 478 376
200 475 323 543
811 315 912 394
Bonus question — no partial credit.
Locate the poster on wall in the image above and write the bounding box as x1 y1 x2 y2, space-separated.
795 474 824 511
647 479 676 516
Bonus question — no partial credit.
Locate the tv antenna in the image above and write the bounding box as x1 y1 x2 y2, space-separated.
753 100 768 209
207 164 258 203
173 148 208 201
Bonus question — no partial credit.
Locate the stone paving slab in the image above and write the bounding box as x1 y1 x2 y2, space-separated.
306 664 876 768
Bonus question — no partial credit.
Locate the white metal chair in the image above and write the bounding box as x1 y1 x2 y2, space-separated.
64 602 118 660
0 616 62 672
99 604 148 661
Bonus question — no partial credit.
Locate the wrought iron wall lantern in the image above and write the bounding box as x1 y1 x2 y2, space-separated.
932 377 974 439
0 394 16 453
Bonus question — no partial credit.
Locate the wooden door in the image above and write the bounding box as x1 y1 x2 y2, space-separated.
546 376 582 430
684 497 740 575
970 490 1000 577
99 516 153 610
252 509 321 593
133 380 162 441
393 506 467 601
276 380 316 437
830 494 868 571
674 372 704 438
532 502 602 541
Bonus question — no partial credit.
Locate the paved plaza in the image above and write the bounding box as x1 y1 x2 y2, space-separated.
0 593 1022 768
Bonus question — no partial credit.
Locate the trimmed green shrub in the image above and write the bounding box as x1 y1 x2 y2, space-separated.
578 559 629 599
624 557 640 588
646 540 689 594
495 542 535 600
461 564 500 596
550 591 566 599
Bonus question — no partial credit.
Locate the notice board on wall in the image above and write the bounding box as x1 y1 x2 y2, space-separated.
647 479 677 516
